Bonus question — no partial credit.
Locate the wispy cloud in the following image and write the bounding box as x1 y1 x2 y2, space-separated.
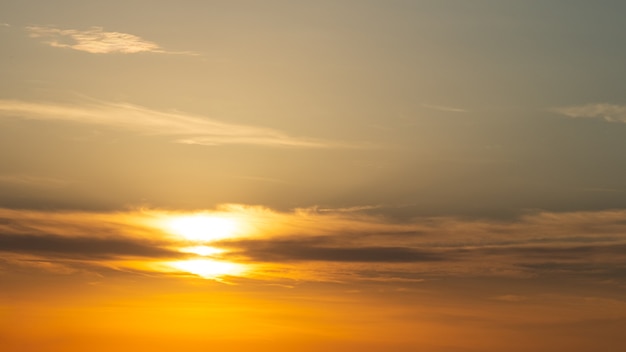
421 104 467 113
222 237 444 263
553 103 626 123
26 25 194 55
0 233 177 259
312 205 385 213
0 99 341 148
1 205 625 283
0 174 69 188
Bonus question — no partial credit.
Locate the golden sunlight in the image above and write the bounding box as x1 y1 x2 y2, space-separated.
170 259 246 279
166 215 237 242
139 210 257 280
179 245 224 256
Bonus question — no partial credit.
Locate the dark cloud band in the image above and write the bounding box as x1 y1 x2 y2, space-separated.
222 239 443 263
0 233 178 259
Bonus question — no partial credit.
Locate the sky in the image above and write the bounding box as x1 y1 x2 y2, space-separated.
1 1 626 351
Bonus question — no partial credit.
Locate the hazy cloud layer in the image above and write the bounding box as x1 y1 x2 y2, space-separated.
26 25 191 54
554 103 626 123
0 206 624 283
0 174 69 188
222 238 444 263
421 103 467 113
0 233 177 259
0 99 339 148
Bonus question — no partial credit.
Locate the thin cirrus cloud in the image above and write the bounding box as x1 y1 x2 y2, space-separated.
553 103 626 123
421 103 467 113
0 173 69 188
26 25 194 55
0 99 338 148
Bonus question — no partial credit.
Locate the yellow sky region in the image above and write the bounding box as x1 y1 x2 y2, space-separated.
3 276 624 352
1 290 432 352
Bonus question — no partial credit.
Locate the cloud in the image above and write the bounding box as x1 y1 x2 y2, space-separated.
0 205 625 282
421 104 467 113
313 205 385 213
553 103 626 123
0 99 341 148
209 206 626 282
0 233 178 259
221 237 444 263
26 25 193 55
0 208 176 276
481 243 626 259
0 174 69 188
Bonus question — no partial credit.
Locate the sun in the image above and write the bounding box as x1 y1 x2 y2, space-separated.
179 245 224 256
152 212 250 280
166 215 237 242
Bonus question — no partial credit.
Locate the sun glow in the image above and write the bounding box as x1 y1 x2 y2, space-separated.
146 212 253 280
179 245 224 256
170 259 246 279
166 215 237 242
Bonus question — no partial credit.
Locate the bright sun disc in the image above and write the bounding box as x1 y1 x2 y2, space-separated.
167 215 237 242
180 245 224 256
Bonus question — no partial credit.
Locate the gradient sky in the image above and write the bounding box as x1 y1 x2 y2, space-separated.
1 1 626 351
